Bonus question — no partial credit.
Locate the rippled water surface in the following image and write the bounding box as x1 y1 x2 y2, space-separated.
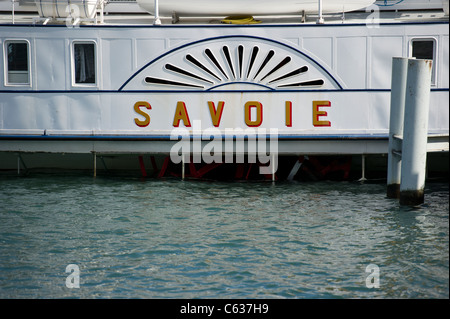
0 175 448 298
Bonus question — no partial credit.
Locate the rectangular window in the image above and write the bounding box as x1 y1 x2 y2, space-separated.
5 40 30 85
73 41 96 85
411 38 436 85
412 40 434 60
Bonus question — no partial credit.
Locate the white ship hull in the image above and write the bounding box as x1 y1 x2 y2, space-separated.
0 4 448 176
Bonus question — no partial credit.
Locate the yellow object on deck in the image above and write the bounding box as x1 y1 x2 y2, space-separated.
221 15 262 24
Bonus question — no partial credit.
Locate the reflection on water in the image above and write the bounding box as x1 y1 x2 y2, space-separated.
0 175 448 298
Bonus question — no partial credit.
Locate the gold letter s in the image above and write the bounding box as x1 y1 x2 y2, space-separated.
134 101 152 127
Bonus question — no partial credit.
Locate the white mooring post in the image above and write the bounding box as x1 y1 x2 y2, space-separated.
387 57 408 198
400 58 432 205
387 57 432 205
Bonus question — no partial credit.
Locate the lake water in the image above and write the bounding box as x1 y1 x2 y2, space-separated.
0 174 448 299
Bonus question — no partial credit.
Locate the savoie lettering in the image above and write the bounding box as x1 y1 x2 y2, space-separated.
133 100 332 128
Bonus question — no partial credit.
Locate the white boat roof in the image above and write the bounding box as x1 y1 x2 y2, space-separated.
0 1 448 26
0 11 448 26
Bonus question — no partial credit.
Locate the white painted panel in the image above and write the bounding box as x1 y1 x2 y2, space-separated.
440 35 449 88
303 37 333 70
104 39 133 90
0 38 3 88
68 94 102 130
2 95 39 129
429 91 450 133
136 38 166 68
336 37 367 89
36 39 66 90
370 36 403 89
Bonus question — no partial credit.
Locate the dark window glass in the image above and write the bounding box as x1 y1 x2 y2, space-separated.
7 42 28 71
412 40 434 60
74 43 96 84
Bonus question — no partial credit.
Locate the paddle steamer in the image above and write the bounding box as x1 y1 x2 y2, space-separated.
0 0 448 179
